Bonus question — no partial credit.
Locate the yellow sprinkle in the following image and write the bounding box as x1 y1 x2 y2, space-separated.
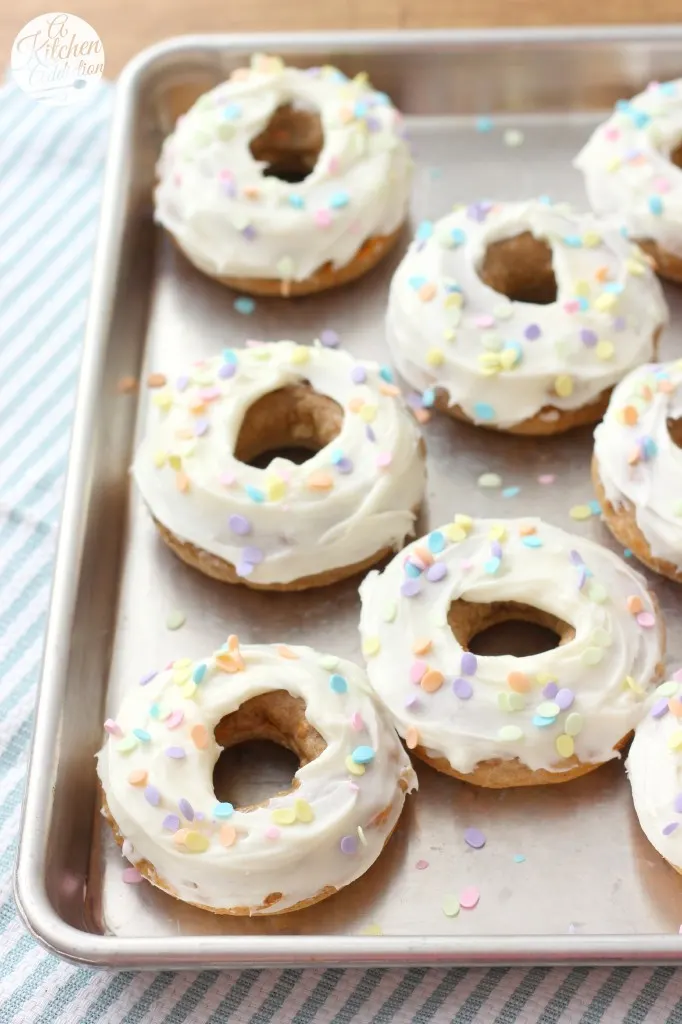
172 667 192 685
499 348 520 370
290 345 310 365
152 390 173 409
295 799 314 823
624 675 645 695
345 755 366 776
444 524 467 542
444 292 463 309
595 292 617 313
606 155 621 172
184 831 210 852
173 658 192 669
478 352 501 372
626 258 646 276
153 451 167 468
668 730 682 751
271 807 297 825
266 476 287 501
555 374 574 398
569 504 592 521
488 524 507 541
426 348 445 367
361 923 383 935
556 734 575 758
168 454 182 471
574 279 591 297
178 681 197 700
565 713 584 736
596 340 615 361
454 514 473 531
443 328 457 342
359 405 377 423
536 673 556 686
582 231 601 248
362 636 380 657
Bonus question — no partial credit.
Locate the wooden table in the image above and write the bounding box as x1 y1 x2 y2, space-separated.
3 1 681 77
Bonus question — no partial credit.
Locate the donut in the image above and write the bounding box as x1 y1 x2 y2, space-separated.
154 54 412 296
132 342 426 590
96 639 417 914
385 199 667 434
627 669 682 875
592 360 682 582
575 79 682 284
359 516 665 788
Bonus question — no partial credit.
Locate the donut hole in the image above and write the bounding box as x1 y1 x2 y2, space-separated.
667 417 682 448
448 599 574 658
212 691 326 810
479 232 557 305
249 104 323 183
234 383 343 468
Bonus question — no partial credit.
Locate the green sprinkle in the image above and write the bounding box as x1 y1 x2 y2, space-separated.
319 655 340 671
442 894 461 917
166 609 186 631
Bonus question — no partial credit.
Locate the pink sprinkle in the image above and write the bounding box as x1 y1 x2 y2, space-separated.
328 156 340 174
351 712 364 731
653 177 671 193
315 209 332 228
265 826 280 840
475 315 495 328
220 472 236 487
673 670 682 682
166 710 184 730
415 859 429 870
200 386 221 402
604 127 620 141
563 300 580 314
460 559 474 571
637 612 656 629
410 660 428 684
122 867 143 885
678 924 682 934
538 474 555 485
376 452 392 469
348 782 360 792
219 169 234 181
104 719 122 737
459 885 480 910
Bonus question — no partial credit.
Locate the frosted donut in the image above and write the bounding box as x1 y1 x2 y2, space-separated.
96 639 417 915
386 199 667 434
592 360 682 582
359 516 665 788
627 669 682 875
575 79 682 284
132 341 426 590
154 54 412 296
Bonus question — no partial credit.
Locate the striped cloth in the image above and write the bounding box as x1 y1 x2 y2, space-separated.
2 78 682 1024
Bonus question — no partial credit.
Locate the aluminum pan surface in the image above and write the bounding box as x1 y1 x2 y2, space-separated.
14 29 682 968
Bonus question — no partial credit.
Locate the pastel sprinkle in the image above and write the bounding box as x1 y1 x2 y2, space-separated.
498 725 523 741
104 719 123 737
637 612 656 629
474 402 495 422
139 670 157 687
116 736 138 754
427 562 447 582
362 636 380 657
415 859 429 870
122 868 143 885
340 835 358 854
165 746 186 759
229 514 251 536
453 678 473 700
166 610 186 631
345 755 365 776
144 785 161 806
351 745 376 764
320 329 340 347
184 832 210 853
405 726 419 750
265 826 280 840
178 798 194 820
127 769 147 786
461 652 477 675
556 734 575 758
162 814 180 831
330 674 348 694
234 297 256 315
442 895 460 917
478 473 502 488
351 712 364 731
191 724 209 749
464 827 486 849
220 825 237 847
459 885 480 910
514 854 526 863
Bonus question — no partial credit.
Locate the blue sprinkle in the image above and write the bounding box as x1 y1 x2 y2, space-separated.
330 674 348 694
533 715 556 728
588 499 602 515
416 220 434 242
288 194 305 209
354 100 369 118
379 366 394 383
133 728 151 742
222 348 238 363
474 402 495 422
408 275 427 291
615 99 631 113
538 194 552 205
475 116 494 132
522 535 543 548
502 486 520 498
193 663 207 683
563 235 582 247
444 281 463 294
659 82 677 96
234 297 256 315
451 228 467 246
484 556 501 575
329 190 350 209
222 102 242 121
245 484 265 503
427 531 446 554
213 802 234 819
624 547 633 558
649 195 663 216
514 854 526 863
577 297 589 311
351 745 376 764
620 225 629 238
404 561 422 578
149 703 160 719
330 448 345 465
422 387 436 408
603 282 624 294
631 110 651 128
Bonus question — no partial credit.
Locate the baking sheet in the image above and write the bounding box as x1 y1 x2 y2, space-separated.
15 29 682 968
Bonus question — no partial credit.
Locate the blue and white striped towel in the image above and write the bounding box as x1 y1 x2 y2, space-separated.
1 78 682 1024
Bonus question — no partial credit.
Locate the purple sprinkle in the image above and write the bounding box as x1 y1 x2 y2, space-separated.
340 835 358 854
242 545 264 565
165 747 186 759
467 201 491 223
320 329 340 348
461 652 477 676
366 116 381 132
178 798 194 821
335 457 354 474
651 698 670 719
555 688 575 710
176 375 190 391
365 425 376 443
426 562 447 582
542 681 559 699
351 366 367 384
221 180 237 198
464 827 486 849
613 316 627 332
139 670 157 687
404 695 421 710
490 541 503 559
195 811 205 822
229 514 251 536
237 560 255 577
406 392 423 410
162 814 180 831
218 362 236 379
453 678 473 700
194 418 210 437
675 793 682 813
576 567 588 590
580 329 598 348
569 550 584 566
663 822 679 836
524 324 541 340
242 224 257 241
144 785 161 806
401 578 422 598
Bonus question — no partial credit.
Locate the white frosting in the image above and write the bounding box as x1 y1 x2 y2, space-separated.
594 360 682 572
132 342 426 586
627 672 682 869
386 199 667 430
154 54 412 282
97 641 417 913
359 517 664 777
575 80 682 258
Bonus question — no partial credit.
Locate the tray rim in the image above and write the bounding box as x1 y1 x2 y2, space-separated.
14 24 682 970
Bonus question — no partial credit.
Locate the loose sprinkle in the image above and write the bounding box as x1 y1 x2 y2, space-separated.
166 609 186 631
122 867 143 884
405 726 419 749
504 129 524 147
459 885 480 909
475 116 494 132
514 854 526 863
464 827 486 849
233 297 256 315
320 329 340 348
442 895 460 917
415 859 429 870
478 472 502 488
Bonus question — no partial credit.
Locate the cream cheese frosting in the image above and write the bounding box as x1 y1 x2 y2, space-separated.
627 670 682 871
359 516 664 777
132 341 426 586
385 199 667 429
594 360 682 572
575 80 682 257
154 54 412 282
96 640 417 913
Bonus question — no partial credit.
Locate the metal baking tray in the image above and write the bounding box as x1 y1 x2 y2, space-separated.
15 27 682 968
